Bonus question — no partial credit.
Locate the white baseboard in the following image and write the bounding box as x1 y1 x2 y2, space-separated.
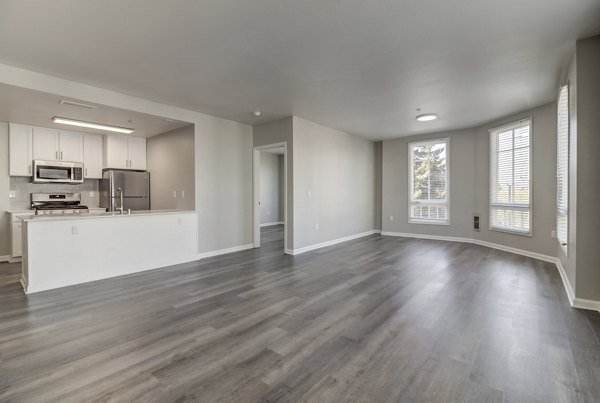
381 231 600 313
260 221 284 227
289 230 381 255
196 243 254 260
0 255 10 263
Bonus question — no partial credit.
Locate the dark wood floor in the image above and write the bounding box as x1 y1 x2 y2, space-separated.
1 225 599 402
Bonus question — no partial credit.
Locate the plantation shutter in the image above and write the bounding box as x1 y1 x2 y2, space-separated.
489 119 531 234
557 85 569 249
408 138 449 224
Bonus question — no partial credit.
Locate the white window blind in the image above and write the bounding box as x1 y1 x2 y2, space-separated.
489 119 531 234
557 84 569 250
408 138 449 224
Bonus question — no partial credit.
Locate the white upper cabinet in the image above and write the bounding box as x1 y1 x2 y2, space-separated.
32 126 60 161
9 123 33 176
83 133 104 179
31 126 83 162
127 136 147 170
58 130 84 162
104 134 146 170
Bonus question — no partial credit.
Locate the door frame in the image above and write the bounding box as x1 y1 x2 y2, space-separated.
253 142 288 252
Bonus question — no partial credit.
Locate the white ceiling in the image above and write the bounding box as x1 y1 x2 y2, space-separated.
0 83 190 137
0 0 599 140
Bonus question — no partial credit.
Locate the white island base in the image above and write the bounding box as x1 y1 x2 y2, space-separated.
21 211 199 294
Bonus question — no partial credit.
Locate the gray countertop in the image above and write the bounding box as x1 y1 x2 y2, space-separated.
20 210 197 222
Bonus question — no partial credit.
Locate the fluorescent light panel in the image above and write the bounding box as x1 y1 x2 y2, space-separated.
52 117 134 134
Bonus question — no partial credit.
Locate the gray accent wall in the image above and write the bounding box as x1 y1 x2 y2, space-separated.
292 116 378 249
0 122 9 258
147 124 195 211
574 35 600 301
382 102 557 257
259 152 283 225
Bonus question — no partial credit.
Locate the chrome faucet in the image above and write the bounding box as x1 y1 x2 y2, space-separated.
116 187 124 214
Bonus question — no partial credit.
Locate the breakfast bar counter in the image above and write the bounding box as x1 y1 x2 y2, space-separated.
21 210 199 293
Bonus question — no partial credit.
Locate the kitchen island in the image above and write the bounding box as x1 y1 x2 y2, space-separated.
20 210 199 293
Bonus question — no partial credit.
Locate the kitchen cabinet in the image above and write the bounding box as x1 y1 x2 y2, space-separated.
9 123 33 176
104 135 146 170
32 126 83 162
83 133 104 179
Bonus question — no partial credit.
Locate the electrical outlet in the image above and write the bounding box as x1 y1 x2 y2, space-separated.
89 191 95 197
71 225 79 235
172 191 177 198
181 190 185 198
8 191 15 198
551 230 556 239
177 218 183 226
315 223 319 230
389 216 394 222
307 190 312 199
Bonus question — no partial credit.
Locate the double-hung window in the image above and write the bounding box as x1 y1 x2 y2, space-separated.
408 138 449 225
489 119 532 235
557 84 569 251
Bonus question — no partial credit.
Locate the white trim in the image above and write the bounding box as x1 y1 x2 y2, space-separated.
380 231 600 313
289 230 381 255
196 243 254 260
555 259 575 305
260 221 284 227
0 255 10 263
8 257 22 263
253 142 288 252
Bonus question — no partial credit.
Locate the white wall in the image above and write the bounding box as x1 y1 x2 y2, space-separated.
0 63 254 256
259 152 282 225
147 124 195 211
292 116 378 249
382 102 557 257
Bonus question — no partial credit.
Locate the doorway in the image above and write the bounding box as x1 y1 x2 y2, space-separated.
253 143 288 253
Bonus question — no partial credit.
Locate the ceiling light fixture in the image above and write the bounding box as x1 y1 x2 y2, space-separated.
52 117 134 134
59 99 97 110
252 111 262 117
415 109 438 122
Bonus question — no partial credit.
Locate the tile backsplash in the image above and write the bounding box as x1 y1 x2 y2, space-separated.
9 177 100 211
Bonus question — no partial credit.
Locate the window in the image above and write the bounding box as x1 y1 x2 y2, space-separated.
408 138 449 224
557 84 569 251
489 119 531 235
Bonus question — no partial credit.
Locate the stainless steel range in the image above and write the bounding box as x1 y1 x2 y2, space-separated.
31 193 89 215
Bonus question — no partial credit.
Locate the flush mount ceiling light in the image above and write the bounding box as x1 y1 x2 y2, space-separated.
252 111 262 117
416 113 438 122
52 117 134 134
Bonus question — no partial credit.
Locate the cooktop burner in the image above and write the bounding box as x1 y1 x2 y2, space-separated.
31 193 90 215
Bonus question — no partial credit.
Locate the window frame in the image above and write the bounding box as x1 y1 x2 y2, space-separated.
407 137 450 226
489 118 533 236
556 84 569 255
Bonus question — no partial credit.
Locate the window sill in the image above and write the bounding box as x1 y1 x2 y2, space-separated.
409 219 450 226
490 227 532 237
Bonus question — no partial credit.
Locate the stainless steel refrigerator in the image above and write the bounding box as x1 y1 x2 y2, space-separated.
100 170 150 212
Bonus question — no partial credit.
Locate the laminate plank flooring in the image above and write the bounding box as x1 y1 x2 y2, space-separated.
0 225 599 402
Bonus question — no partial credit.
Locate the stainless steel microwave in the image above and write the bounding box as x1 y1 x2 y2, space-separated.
32 160 84 184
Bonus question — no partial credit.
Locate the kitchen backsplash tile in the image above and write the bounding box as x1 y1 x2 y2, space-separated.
9 177 100 210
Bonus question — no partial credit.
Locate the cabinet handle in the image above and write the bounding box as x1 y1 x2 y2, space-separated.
125 159 128 168
85 168 88 177
61 151 63 160
55 151 59 160
28 165 31 175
